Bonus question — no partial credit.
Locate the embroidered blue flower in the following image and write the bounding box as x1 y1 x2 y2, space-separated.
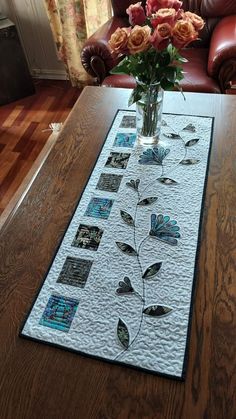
139 147 170 165
149 214 180 246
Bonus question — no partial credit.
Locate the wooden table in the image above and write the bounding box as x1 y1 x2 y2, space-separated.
0 87 235 419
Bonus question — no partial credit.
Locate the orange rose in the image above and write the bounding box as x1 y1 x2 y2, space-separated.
127 25 151 55
151 8 177 28
184 11 205 31
150 23 172 50
172 19 198 48
109 27 130 54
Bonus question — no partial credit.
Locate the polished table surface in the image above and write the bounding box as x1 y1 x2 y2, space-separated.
0 87 235 419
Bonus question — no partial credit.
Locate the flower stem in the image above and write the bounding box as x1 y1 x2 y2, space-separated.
115 193 146 360
137 84 163 138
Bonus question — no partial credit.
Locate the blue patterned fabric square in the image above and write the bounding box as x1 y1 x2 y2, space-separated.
85 197 113 219
39 295 79 332
114 133 136 148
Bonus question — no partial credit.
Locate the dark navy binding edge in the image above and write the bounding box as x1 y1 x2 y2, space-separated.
19 110 215 382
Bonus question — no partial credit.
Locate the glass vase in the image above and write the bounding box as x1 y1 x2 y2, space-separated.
136 83 164 145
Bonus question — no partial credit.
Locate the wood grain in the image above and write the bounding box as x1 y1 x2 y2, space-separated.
0 87 235 419
0 79 80 215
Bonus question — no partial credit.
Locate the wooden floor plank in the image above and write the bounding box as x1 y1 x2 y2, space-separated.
0 79 80 217
2 106 25 128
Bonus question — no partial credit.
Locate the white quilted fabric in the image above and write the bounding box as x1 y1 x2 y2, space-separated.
21 110 213 379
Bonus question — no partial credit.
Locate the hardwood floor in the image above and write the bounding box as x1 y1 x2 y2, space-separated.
0 79 80 217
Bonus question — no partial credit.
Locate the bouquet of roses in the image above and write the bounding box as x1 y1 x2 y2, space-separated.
109 0 204 105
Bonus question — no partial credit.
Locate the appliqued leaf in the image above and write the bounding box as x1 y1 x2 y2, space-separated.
116 242 137 256
138 197 158 206
180 158 200 165
116 277 134 294
126 179 140 191
143 305 172 317
183 123 196 132
142 262 162 279
164 133 181 139
120 210 134 226
117 318 130 348
185 138 199 147
158 177 178 185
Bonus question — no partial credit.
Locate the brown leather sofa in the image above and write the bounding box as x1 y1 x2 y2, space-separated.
81 0 236 94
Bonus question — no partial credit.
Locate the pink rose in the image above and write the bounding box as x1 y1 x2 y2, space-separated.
126 2 146 26
151 8 177 28
146 0 161 16
183 11 205 31
150 23 172 50
172 19 198 48
146 0 182 16
169 0 182 11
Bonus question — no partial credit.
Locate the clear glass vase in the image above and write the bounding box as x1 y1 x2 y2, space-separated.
136 83 164 145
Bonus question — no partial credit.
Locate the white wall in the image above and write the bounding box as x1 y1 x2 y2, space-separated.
0 0 67 79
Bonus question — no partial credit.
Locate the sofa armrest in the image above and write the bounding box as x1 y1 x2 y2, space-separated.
208 16 236 91
81 16 129 84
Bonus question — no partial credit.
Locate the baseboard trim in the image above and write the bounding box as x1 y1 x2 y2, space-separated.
31 68 68 80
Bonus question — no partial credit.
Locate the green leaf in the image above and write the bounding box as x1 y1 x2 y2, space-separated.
128 86 143 106
175 66 185 81
179 57 188 63
158 52 171 67
110 57 130 75
160 78 175 90
164 67 176 83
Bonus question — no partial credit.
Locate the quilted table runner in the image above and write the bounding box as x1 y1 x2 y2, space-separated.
21 110 214 380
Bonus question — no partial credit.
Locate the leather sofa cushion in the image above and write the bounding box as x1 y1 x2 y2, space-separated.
200 0 236 17
181 48 221 93
102 49 221 93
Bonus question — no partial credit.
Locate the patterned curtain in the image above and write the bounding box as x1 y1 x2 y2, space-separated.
44 0 111 86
